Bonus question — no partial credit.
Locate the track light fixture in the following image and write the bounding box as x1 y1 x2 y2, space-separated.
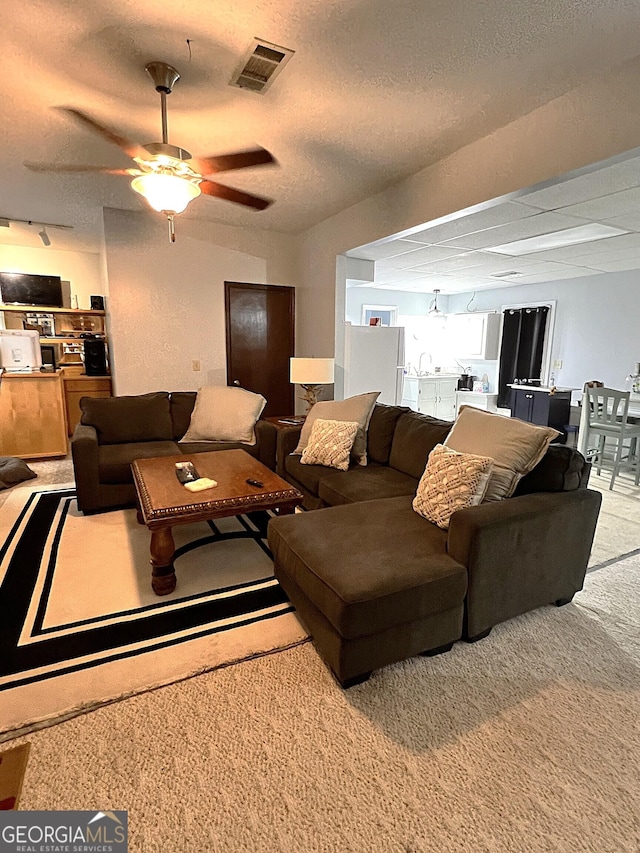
0 217 73 247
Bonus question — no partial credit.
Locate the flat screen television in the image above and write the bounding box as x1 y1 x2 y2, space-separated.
0 272 63 307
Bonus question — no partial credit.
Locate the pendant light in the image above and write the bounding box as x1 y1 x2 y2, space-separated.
428 289 442 315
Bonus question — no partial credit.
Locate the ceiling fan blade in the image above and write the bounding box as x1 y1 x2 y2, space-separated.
191 148 276 175
24 162 139 176
57 108 149 162
199 180 272 210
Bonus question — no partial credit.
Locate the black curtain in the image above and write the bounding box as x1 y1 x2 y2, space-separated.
497 306 549 407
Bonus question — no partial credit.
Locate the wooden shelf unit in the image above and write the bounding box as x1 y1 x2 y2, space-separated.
0 302 112 454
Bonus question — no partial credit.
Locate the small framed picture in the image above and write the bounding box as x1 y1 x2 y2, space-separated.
361 305 398 327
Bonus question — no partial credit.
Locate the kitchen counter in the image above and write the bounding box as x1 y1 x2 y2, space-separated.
507 384 577 393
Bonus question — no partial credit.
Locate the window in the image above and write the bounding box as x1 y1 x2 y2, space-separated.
361 305 398 327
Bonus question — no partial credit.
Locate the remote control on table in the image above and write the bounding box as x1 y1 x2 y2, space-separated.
246 478 264 488
175 461 200 484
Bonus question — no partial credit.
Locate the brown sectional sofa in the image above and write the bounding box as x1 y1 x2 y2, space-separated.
71 391 277 514
268 404 602 687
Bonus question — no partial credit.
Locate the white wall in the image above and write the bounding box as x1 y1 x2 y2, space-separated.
0 244 105 309
345 286 437 324
103 208 298 396
446 270 640 394
295 55 640 398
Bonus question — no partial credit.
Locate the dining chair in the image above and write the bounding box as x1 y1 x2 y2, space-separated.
584 386 640 489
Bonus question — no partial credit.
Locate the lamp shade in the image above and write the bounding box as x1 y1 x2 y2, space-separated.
131 173 201 214
290 357 335 385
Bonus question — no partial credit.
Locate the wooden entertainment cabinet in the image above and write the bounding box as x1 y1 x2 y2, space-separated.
0 304 112 457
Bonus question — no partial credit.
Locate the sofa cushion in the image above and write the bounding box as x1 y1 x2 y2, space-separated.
301 419 359 471
294 392 380 466
268 496 467 639
515 444 587 495
180 386 266 445
413 444 494 529
318 464 418 506
81 393 173 444
367 404 410 465
389 411 453 479
170 392 197 440
0 457 37 490
285 453 338 495
445 407 559 501
179 440 260 458
98 441 181 484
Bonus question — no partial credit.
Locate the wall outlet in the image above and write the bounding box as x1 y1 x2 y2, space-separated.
553 359 563 370
192 359 201 372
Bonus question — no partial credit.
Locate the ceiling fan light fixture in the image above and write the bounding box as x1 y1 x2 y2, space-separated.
131 172 201 214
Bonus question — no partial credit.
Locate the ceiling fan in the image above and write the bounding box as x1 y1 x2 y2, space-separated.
25 61 276 241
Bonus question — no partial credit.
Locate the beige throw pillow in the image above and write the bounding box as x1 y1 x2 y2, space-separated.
413 444 494 529
300 419 359 471
294 391 380 466
180 385 266 445
444 406 559 501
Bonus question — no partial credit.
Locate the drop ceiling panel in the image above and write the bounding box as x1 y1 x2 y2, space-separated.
520 156 640 210
376 245 472 269
348 239 424 261
401 201 541 245
438 212 590 249
557 185 640 220
411 255 572 277
504 267 601 284
522 230 640 261
408 251 506 274
558 245 640 266
583 257 640 272
602 210 640 232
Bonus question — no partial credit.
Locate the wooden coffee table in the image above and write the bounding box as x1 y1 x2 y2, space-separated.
132 449 303 595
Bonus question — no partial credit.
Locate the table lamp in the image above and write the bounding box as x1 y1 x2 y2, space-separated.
290 357 335 411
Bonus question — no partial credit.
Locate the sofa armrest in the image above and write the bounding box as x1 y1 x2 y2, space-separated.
71 423 100 513
275 425 303 478
447 489 602 639
255 419 278 471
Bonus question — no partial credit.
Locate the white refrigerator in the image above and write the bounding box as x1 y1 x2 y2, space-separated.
343 323 405 405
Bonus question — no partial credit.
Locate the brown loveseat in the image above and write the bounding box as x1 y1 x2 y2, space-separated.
268 404 602 687
71 391 277 514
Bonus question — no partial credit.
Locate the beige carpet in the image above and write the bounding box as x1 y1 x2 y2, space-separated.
5 556 640 852
1 460 638 851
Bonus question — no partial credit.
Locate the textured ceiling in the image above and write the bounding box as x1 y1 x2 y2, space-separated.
3 0 640 242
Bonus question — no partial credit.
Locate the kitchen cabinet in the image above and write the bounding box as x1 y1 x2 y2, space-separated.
448 312 501 360
402 375 459 420
455 390 499 417
62 371 112 435
508 385 572 442
0 372 68 458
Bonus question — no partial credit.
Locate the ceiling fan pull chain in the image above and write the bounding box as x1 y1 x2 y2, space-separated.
167 214 176 243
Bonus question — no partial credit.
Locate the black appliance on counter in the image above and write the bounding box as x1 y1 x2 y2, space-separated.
457 374 476 391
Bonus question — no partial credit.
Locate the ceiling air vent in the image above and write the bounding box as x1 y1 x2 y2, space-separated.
230 38 295 93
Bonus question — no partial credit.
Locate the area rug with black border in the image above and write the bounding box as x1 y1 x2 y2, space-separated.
0 486 308 740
